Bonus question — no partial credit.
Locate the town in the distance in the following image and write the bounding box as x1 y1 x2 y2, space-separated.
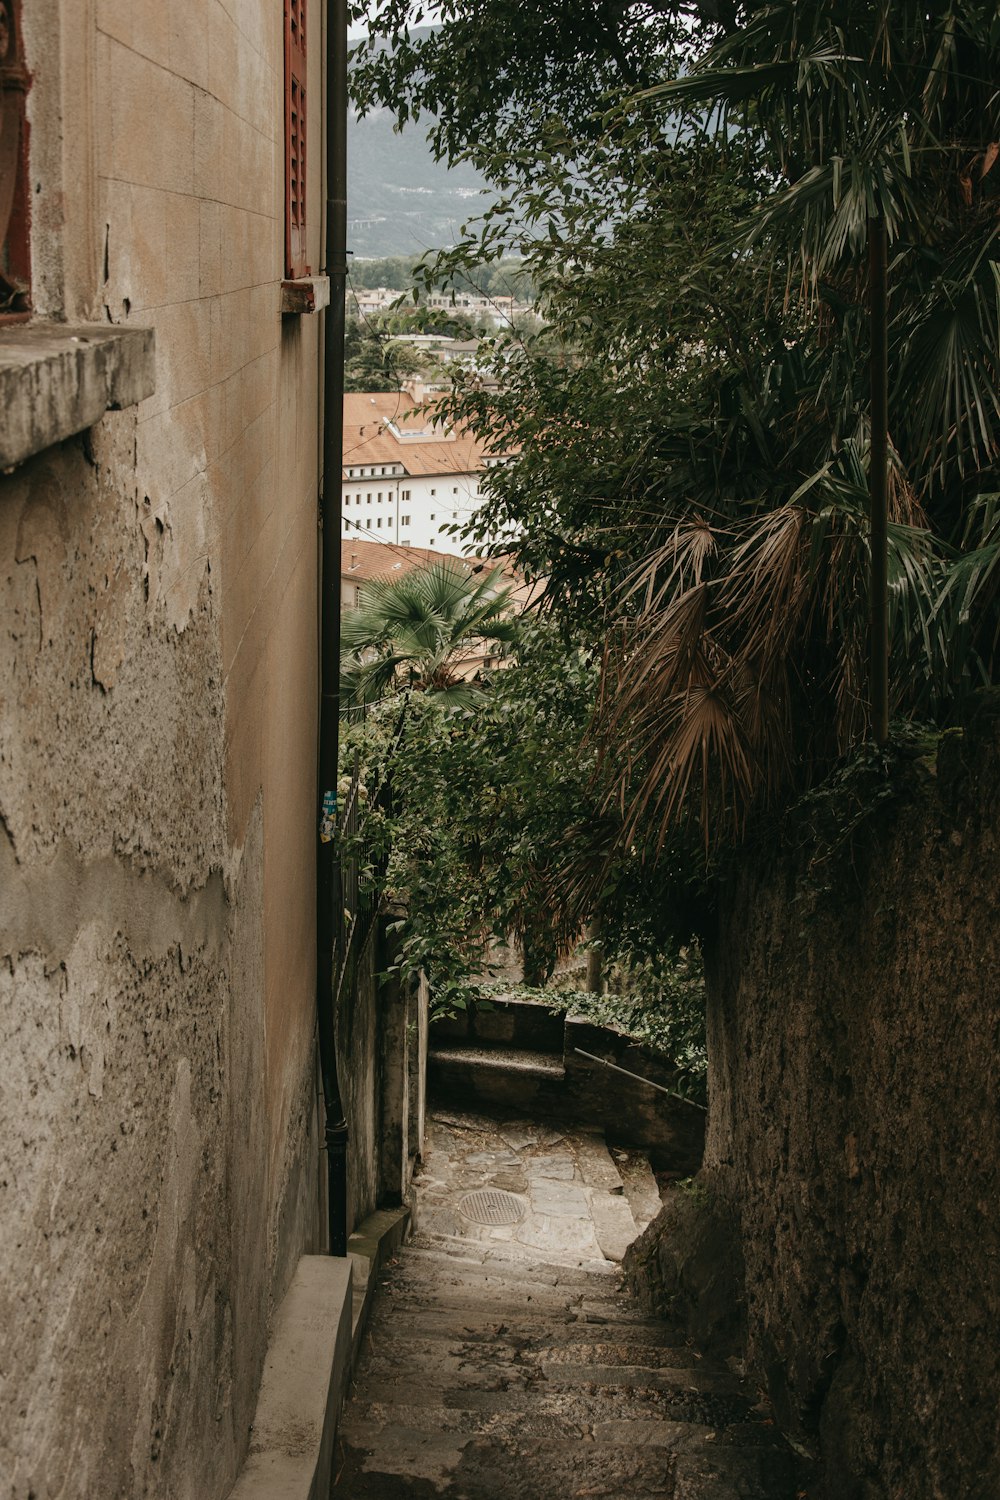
341 255 538 581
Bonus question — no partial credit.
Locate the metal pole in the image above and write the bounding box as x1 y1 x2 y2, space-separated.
573 1049 707 1111
869 215 889 746
317 0 349 1257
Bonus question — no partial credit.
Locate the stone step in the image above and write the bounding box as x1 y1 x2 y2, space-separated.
402 1236 618 1282
428 1042 567 1081
428 1043 567 1112
334 1430 680 1498
352 1349 736 1398
380 1255 627 1303
407 1230 617 1278
347 1377 756 1429
373 1283 664 1329
611 1145 665 1231
589 1188 640 1261
354 1329 704 1371
342 1409 790 1458
334 1430 795 1499
362 1305 691 1348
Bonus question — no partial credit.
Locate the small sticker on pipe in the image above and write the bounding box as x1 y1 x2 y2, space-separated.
320 789 337 843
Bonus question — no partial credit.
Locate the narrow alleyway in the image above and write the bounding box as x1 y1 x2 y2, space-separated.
333 1109 799 1499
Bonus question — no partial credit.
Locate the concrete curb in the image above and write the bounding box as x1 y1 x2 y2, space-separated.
348 1205 411 1361
228 1256 353 1500
227 1207 409 1500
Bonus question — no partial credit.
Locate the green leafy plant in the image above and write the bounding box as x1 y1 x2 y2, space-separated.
351 0 1000 866
341 559 519 708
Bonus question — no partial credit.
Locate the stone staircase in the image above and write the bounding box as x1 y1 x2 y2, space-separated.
332 1111 800 1499
427 993 569 1114
425 993 706 1177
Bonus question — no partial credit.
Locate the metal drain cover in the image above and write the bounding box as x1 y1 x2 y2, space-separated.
459 1188 527 1226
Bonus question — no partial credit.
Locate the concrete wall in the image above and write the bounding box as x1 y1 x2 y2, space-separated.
628 703 1000 1500
339 918 428 1234
2 2 326 1495
341 467 485 551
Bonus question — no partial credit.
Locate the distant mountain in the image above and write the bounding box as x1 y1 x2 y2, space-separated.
347 26 495 260
348 107 493 260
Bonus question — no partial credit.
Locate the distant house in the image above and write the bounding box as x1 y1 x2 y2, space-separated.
341 392 516 552
341 538 475 610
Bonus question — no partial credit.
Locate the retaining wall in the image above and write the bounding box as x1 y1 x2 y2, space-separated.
627 705 1000 1500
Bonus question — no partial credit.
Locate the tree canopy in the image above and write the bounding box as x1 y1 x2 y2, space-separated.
350 0 1000 858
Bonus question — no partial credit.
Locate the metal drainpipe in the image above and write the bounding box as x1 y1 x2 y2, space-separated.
316 0 349 1257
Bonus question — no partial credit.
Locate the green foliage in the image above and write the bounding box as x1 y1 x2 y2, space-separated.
341 560 519 708
351 253 537 304
352 0 1000 861
774 720 939 906
342 613 708 1010
344 317 423 391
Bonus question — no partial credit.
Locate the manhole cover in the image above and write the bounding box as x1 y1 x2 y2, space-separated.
459 1188 527 1226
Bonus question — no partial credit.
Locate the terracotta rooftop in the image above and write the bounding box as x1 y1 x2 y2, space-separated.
342 392 510 478
339 539 542 613
340 539 490 584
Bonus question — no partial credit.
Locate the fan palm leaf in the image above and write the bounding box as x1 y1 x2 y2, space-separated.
341 562 520 706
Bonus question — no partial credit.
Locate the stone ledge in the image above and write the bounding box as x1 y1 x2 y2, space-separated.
0 322 156 471
348 1204 411 1360
229 1255 354 1500
280 276 331 315
227 1210 409 1500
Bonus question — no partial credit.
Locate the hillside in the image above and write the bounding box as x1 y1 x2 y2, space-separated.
348 106 493 259
347 24 495 260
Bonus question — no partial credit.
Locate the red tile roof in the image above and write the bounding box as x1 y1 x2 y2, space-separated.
340 539 488 583
339 539 542 613
342 392 509 478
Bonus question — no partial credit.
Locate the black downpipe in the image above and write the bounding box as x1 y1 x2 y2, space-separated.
868 214 890 747
317 0 349 1257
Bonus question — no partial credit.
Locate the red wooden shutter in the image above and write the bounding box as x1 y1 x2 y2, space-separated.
284 0 308 278
0 0 31 321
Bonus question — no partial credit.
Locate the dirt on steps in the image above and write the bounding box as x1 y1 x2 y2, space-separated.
332 1109 805 1499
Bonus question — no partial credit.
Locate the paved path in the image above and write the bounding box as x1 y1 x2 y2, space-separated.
333 1110 798 1499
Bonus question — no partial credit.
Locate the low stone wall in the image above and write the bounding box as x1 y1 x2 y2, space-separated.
562 1018 704 1173
626 704 1000 1500
429 995 705 1171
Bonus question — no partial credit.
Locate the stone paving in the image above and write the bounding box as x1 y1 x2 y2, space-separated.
333 1108 800 1499
412 1111 640 1265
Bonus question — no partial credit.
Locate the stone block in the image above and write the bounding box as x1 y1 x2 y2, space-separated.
0 324 156 469
228 1255 353 1500
280 277 331 316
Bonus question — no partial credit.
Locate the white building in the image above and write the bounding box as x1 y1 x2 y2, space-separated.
341 392 513 552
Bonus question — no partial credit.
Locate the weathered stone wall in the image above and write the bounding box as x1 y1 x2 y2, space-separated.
629 705 1000 1500
341 920 428 1235
1 2 327 1496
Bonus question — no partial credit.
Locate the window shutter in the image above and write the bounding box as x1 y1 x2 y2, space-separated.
284 0 308 278
0 0 31 321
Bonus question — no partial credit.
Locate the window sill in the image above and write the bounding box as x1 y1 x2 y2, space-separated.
280 276 330 315
0 322 156 471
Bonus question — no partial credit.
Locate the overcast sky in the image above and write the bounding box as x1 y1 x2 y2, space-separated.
348 6 442 38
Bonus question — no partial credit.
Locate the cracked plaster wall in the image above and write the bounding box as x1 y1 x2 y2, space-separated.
1 1 325 1496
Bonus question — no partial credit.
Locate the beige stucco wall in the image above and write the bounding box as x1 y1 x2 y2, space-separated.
1 2 326 1495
